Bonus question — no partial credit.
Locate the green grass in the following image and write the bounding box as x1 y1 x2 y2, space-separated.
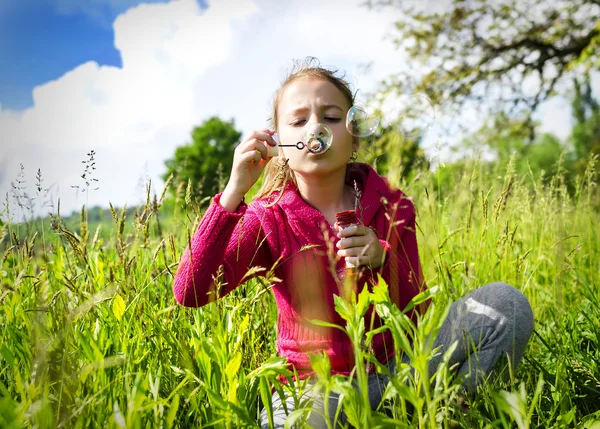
0 155 599 428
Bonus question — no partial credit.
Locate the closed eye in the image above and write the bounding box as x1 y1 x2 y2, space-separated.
291 117 340 126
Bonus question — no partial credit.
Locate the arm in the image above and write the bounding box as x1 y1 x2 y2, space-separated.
174 127 278 308
172 193 272 307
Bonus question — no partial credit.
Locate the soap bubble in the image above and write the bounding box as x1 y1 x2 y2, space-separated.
384 94 435 138
303 123 333 154
345 104 381 138
344 93 435 140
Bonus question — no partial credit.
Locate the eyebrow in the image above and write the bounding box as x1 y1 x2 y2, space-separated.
289 104 344 115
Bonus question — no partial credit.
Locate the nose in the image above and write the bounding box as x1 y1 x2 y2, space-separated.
307 112 321 126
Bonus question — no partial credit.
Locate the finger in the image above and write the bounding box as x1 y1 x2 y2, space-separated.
337 224 369 238
249 137 277 159
240 149 263 165
333 222 345 235
336 236 367 249
238 131 276 153
249 129 278 147
252 140 269 160
239 138 269 160
264 128 277 139
344 255 370 268
337 245 368 258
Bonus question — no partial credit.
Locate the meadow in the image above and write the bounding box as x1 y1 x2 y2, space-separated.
1 155 599 428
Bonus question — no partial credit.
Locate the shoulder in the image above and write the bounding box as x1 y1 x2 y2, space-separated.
385 183 416 222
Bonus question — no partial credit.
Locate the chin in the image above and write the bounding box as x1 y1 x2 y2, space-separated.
295 160 348 177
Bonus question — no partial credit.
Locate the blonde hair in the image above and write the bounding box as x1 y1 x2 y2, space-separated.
254 57 357 205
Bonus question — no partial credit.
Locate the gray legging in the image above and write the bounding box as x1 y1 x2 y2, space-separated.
259 282 534 429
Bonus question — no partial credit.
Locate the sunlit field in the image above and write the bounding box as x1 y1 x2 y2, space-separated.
1 156 599 428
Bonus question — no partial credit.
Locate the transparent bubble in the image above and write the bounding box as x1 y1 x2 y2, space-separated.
303 123 333 154
345 104 381 138
384 94 435 138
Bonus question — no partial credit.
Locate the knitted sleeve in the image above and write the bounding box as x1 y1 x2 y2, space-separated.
172 193 272 307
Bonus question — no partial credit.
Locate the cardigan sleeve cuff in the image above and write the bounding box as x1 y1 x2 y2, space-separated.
212 192 247 215
378 239 391 266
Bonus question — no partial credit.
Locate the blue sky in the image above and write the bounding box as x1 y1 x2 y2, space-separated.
0 0 204 110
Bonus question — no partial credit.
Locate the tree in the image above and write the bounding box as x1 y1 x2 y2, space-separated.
362 126 430 185
367 0 600 136
163 117 241 202
571 74 600 174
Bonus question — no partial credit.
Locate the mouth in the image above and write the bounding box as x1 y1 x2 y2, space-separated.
306 149 327 157
306 137 329 155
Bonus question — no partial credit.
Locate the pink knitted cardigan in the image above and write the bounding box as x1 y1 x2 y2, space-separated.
173 163 425 377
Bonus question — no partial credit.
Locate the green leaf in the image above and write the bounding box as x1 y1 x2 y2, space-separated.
333 294 354 322
225 352 242 382
0 345 14 366
582 411 600 429
228 378 239 404
308 352 331 381
308 319 347 335
166 394 179 429
248 356 292 379
284 408 311 429
259 378 274 429
356 285 371 317
402 287 434 313
371 274 390 303
112 294 126 321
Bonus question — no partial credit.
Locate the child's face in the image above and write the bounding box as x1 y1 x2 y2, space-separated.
277 78 356 178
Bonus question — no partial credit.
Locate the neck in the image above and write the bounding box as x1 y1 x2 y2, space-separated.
294 167 354 218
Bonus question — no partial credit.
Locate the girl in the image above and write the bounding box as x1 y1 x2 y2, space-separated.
172 58 534 428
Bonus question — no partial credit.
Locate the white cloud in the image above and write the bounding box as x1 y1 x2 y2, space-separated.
0 0 586 219
1 0 259 217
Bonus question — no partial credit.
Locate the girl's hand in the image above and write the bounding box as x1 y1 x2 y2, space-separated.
221 129 277 211
335 224 385 269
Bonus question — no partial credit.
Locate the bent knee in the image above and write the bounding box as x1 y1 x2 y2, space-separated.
483 282 534 336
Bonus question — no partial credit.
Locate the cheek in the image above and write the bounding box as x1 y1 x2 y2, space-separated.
281 148 295 160
279 129 304 160
279 127 302 146
281 143 302 164
335 129 354 152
